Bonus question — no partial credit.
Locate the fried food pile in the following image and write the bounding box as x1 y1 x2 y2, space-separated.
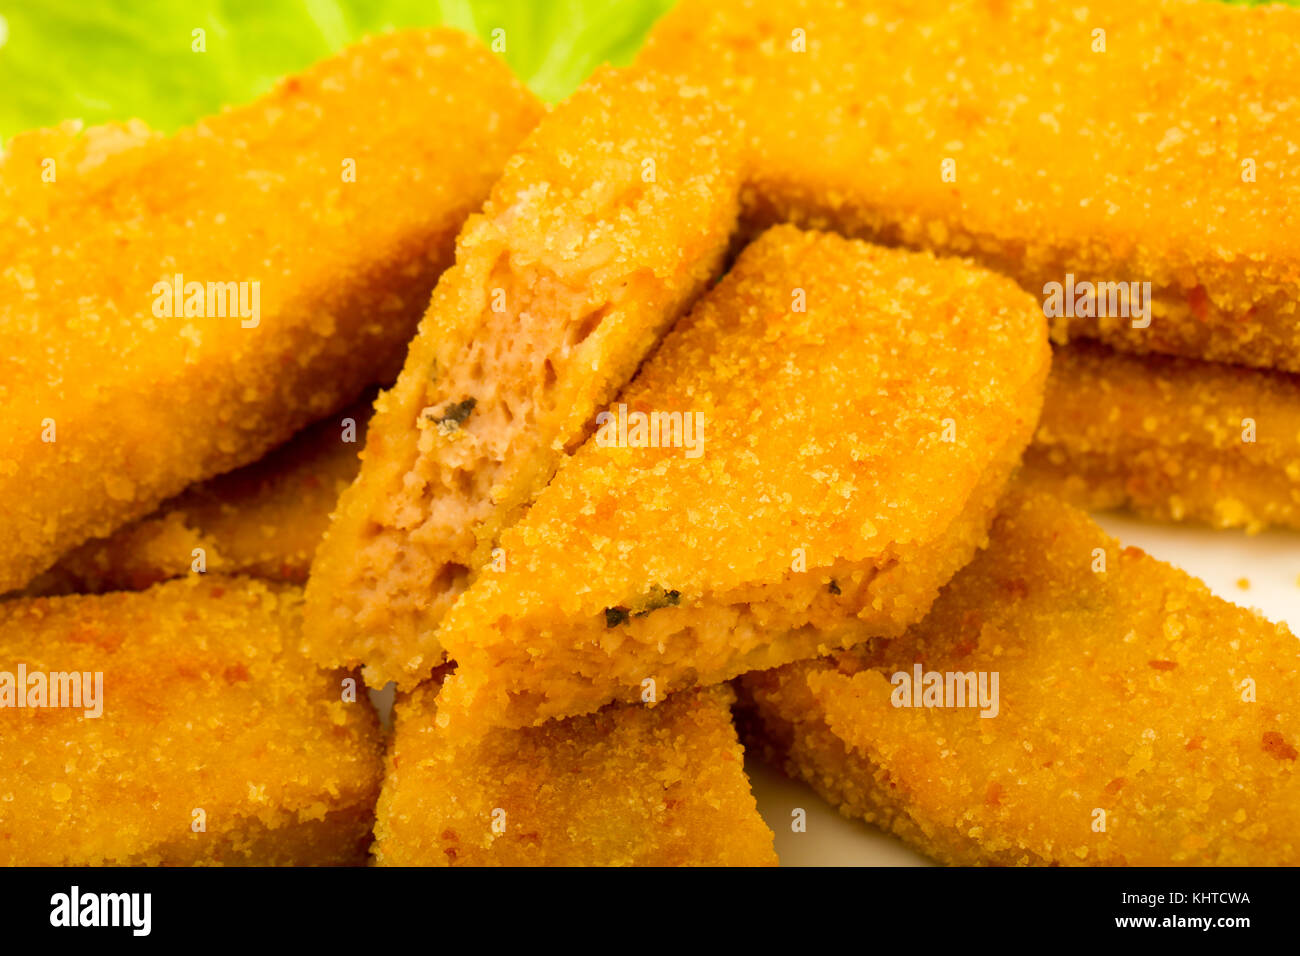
2 1 1296 866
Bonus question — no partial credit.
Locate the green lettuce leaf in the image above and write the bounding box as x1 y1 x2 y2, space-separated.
0 0 1286 142
0 0 673 140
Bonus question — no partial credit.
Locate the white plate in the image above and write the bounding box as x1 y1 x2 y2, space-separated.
752 511 1300 866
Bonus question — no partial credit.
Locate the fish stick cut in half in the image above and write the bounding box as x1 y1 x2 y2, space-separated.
1022 342 1300 533
0 28 542 593
304 67 744 688
638 0 1300 372
434 225 1050 732
373 682 776 866
740 492 1300 866
0 576 383 865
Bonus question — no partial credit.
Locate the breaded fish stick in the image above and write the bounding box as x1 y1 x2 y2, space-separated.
373 683 776 866
638 0 1300 372
0 29 542 593
1023 342 1300 532
24 401 372 596
434 226 1049 732
741 493 1300 866
0 576 383 865
304 68 743 688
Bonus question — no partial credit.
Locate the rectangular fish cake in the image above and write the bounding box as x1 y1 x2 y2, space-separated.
1023 342 1300 532
741 492 1300 866
434 225 1049 732
304 68 743 689
0 576 383 865
0 29 542 592
373 682 776 866
24 401 373 596
638 0 1300 371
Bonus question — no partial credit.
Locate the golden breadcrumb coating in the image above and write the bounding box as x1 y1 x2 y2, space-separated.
638 0 1300 372
741 492 1300 866
1022 342 1300 532
434 225 1049 732
0 29 542 593
304 68 743 689
23 401 372 596
373 682 776 866
0 576 383 865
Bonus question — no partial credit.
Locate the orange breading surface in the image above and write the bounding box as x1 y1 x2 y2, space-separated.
638 0 1300 372
0 29 542 593
373 683 776 866
1022 342 1300 532
24 401 372 596
0 577 383 865
434 225 1049 732
304 68 743 689
741 493 1300 866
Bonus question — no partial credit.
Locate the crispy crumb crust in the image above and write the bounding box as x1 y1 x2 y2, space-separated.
741 492 1300 866
304 68 743 689
0 29 542 593
23 400 373 596
434 226 1049 732
638 0 1300 372
373 682 776 866
1022 342 1300 532
0 576 383 865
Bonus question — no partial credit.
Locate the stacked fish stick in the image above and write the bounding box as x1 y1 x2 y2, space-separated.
640 0 1300 529
2 0 1297 867
638 0 1300 865
0 29 545 865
